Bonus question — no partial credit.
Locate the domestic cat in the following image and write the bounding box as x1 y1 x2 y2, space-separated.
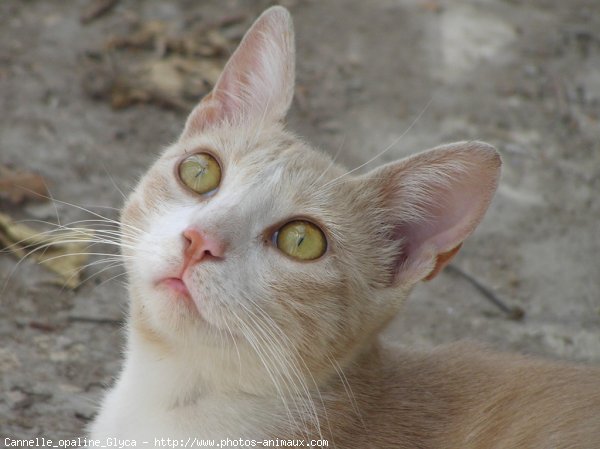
90 6 600 447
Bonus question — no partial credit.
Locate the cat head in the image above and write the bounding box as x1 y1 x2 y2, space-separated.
120 6 500 390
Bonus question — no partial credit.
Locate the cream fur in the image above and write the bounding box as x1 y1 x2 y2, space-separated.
89 6 600 447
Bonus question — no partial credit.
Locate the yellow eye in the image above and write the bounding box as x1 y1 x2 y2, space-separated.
276 220 327 261
178 153 221 194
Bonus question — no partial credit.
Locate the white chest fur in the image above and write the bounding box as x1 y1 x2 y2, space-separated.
90 372 280 440
89 336 292 441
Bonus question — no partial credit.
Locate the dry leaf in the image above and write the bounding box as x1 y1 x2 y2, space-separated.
0 165 49 206
143 56 221 97
82 16 241 111
419 0 443 13
105 20 167 51
80 0 119 24
81 53 223 111
0 212 93 289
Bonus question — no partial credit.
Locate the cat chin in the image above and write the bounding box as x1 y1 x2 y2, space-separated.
134 282 211 331
134 280 254 349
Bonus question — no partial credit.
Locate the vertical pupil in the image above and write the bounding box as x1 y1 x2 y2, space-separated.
295 225 306 248
195 163 207 178
180 153 221 195
276 221 326 260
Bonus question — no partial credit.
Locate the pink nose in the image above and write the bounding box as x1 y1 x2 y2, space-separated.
182 228 225 267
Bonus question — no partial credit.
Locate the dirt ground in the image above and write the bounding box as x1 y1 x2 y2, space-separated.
1 0 599 439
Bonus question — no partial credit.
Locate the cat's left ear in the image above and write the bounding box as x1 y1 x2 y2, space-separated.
182 6 295 137
359 141 501 286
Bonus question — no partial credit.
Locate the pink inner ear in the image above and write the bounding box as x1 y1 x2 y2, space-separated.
182 6 294 137
412 180 486 252
396 181 484 280
374 142 501 284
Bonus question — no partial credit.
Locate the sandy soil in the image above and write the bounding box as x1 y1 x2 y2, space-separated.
1 0 599 438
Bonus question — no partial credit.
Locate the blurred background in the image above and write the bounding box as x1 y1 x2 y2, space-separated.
1 0 599 437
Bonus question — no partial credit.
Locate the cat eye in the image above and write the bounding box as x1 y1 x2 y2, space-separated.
275 220 327 261
178 153 222 195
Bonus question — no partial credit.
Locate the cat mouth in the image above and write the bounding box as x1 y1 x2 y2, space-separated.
157 277 192 299
156 277 218 325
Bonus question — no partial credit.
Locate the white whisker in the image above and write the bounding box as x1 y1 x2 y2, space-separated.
308 134 347 190
101 161 128 201
323 96 433 189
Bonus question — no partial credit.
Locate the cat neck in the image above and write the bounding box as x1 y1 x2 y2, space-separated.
123 322 272 401
122 302 381 411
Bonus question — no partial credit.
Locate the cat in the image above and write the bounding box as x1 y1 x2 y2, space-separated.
89 6 600 447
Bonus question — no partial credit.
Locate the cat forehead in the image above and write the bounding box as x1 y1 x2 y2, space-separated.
167 126 347 193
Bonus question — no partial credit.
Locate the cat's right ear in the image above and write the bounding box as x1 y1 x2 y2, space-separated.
357 142 501 286
182 6 295 137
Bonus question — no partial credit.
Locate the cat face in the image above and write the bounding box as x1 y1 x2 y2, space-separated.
121 122 399 374
119 7 500 388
